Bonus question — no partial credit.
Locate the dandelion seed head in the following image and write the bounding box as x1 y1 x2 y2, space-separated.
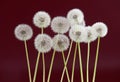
34 34 52 53
67 8 84 26
33 11 51 28
14 24 33 41
51 16 70 33
84 26 98 43
92 22 108 37
69 25 86 42
52 34 70 52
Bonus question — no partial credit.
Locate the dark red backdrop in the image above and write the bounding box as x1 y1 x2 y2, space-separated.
0 0 120 82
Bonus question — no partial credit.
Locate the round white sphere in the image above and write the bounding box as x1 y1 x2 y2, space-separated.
69 25 86 42
34 34 52 53
84 26 98 43
92 22 108 37
51 16 70 34
33 11 51 28
67 8 84 26
52 34 70 52
14 24 33 41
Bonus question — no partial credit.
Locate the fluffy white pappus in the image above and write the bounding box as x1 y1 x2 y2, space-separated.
67 8 84 26
33 11 51 28
84 26 98 43
51 16 70 34
69 25 86 43
34 34 52 53
92 22 108 37
14 24 33 41
52 34 70 52
79 20 86 26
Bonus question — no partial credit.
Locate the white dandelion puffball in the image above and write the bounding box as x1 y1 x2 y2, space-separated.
14 24 33 41
33 11 51 28
52 34 70 52
92 22 108 37
84 26 98 43
69 25 86 43
67 8 84 26
34 34 52 53
51 16 70 34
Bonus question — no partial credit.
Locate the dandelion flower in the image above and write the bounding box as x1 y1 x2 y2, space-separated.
14 24 33 41
92 22 108 37
33 11 51 28
52 34 70 52
34 34 52 53
84 26 98 43
51 16 70 34
69 25 86 42
67 8 84 26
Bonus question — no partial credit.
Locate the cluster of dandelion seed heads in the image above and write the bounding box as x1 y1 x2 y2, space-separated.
33 11 51 28
69 25 86 43
52 34 70 52
34 34 52 53
14 24 33 41
69 23 108 43
51 16 70 34
92 22 108 37
14 9 108 53
67 8 84 26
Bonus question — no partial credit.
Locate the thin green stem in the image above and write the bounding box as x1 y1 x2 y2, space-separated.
24 40 32 82
71 43 77 82
61 51 70 82
33 52 41 82
86 42 90 82
60 41 73 82
78 42 84 82
42 53 45 82
47 50 56 82
92 37 100 82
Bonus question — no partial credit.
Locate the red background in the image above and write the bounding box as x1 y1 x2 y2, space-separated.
0 0 120 82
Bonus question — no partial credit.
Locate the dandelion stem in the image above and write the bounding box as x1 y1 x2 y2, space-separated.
92 37 100 82
60 41 73 82
71 43 77 82
24 40 32 82
33 27 44 82
42 53 45 82
78 42 84 82
47 50 56 82
86 42 90 82
33 52 41 82
61 51 70 82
